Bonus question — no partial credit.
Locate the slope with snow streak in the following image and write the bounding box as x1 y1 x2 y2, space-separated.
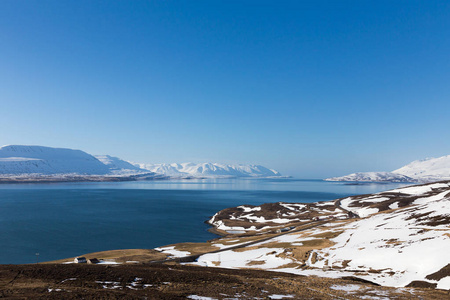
194 181 450 289
208 201 349 234
94 155 149 175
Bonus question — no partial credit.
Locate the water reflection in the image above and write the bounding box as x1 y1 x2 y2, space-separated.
0 177 412 195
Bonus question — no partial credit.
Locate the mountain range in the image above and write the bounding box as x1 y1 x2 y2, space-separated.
3 144 449 183
0 145 281 179
134 162 281 178
326 155 450 183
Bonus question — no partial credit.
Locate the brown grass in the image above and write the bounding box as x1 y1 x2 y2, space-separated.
1 260 446 299
311 230 344 239
246 260 266 266
46 249 167 264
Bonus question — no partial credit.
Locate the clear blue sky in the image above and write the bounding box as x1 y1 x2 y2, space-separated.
1 0 449 178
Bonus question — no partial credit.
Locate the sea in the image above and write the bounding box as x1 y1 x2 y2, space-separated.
0 178 411 264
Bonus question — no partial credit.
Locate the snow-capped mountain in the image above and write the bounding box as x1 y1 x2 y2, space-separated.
0 145 149 176
392 155 450 181
94 155 148 175
135 162 282 178
326 155 450 183
0 145 280 180
325 172 417 183
0 145 112 175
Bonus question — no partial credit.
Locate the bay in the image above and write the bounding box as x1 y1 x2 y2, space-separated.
0 178 410 264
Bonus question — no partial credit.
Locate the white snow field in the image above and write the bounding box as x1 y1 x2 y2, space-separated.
326 155 450 183
154 246 191 258
193 181 450 289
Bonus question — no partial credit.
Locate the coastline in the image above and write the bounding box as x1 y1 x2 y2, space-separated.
45 180 450 291
0 173 170 184
0 174 288 184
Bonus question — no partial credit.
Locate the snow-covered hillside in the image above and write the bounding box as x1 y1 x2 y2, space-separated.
393 155 450 181
325 172 417 183
135 162 281 178
0 145 112 175
0 145 149 177
326 154 450 183
192 181 450 289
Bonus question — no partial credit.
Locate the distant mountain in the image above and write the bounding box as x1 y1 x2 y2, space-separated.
325 172 417 183
392 155 450 181
0 145 149 177
326 155 450 183
0 145 280 180
135 162 282 178
94 155 149 175
0 145 112 175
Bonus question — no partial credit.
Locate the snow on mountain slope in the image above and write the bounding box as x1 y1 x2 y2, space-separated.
0 145 277 179
94 155 148 175
135 162 281 178
136 163 186 177
393 155 450 181
326 154 450 183
325 172 416 183
307 182 450 288
0 145 152 176
0 145 111 175
195 181 450 289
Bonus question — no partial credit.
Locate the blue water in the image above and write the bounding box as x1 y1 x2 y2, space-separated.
0 178 410 264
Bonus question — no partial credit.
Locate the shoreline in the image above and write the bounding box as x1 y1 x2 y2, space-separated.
0 174 290 184
41 180 450 292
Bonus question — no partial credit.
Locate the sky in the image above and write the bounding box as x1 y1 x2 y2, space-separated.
0 0 449 178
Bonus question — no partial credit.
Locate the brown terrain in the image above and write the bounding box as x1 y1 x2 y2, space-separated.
1 263 448 299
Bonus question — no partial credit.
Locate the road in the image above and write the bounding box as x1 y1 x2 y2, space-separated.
149 220 330 264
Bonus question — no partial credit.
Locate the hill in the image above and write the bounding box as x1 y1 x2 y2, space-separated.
326 155 450 182
0 145 152 180
141 181 449 290
325 172 417 183
0 145 111 175
393 155 450 181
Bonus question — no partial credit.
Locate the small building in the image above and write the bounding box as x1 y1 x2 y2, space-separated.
87 258 100 264
74 257 87 263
